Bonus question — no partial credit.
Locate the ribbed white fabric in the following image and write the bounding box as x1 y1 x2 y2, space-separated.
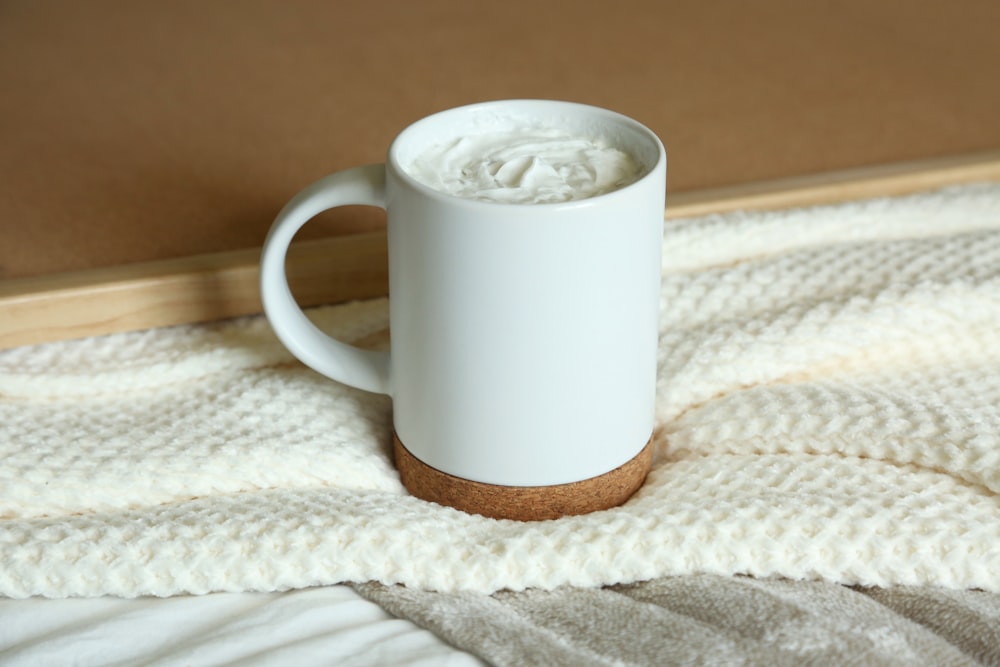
2 184 998 598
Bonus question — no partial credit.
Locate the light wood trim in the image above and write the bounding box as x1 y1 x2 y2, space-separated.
664 149 1000 219
0 233 387 349
2 150 999 349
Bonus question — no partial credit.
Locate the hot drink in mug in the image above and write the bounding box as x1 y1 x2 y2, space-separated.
260 100 666 520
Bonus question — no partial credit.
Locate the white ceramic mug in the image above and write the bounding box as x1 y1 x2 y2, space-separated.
260 100 665 519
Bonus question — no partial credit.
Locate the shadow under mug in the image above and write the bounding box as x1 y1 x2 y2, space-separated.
260 100 666 520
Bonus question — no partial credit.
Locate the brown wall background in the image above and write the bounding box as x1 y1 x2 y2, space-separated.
2 0 999 280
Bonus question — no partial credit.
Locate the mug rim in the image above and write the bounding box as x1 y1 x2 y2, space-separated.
386 99 666 210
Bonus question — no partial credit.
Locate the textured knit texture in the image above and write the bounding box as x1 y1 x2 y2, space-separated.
2 184 999 598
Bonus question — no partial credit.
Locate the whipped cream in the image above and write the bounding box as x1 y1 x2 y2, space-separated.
405 127 643 204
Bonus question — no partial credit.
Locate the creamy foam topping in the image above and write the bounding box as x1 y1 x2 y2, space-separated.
405 127 643 204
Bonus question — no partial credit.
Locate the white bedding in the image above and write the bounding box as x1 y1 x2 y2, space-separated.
3 184 1000 666
0 585 480 666
4 184 1000 599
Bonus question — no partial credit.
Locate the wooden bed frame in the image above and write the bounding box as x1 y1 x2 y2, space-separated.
3 149 998 350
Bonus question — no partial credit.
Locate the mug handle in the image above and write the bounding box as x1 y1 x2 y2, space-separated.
259 164 391 395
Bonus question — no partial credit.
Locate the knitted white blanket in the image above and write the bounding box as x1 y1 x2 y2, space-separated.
2 184 998 599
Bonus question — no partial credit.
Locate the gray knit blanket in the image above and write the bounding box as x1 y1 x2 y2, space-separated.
355 575 1000 666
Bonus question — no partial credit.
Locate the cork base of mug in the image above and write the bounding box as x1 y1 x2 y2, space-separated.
393 434 652 521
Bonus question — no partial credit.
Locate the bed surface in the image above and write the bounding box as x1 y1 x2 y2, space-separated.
3 578 998 666
3 184 1000 666
0 585 483 666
